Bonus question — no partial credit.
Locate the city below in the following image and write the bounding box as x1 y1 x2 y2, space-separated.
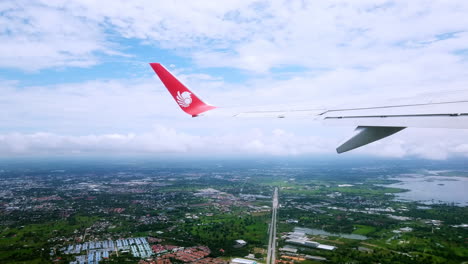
0 158 466 264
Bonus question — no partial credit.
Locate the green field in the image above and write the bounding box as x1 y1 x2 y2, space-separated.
352 225 376 235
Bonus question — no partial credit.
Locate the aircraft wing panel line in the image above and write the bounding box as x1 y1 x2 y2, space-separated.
325 113 468 120
323 115 468 129
323 100 468 113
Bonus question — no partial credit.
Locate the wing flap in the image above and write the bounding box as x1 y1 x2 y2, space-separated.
337 126 405 153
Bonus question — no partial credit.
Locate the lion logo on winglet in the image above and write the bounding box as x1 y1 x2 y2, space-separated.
176 91 192 107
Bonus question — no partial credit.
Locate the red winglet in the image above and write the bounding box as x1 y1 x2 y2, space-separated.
150 63 216 117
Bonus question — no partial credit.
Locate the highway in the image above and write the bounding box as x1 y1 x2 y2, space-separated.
266 187 278 264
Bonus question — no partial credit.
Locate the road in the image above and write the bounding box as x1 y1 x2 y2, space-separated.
266 187 278 264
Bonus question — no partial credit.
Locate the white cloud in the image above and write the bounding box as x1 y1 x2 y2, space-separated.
0 1 117 71
0 126 333 157
1 126 468 160
351 128 468 160
190 1 468 72
4 1 468 71
0 0 262 70
1 0 468 159
1 62 468 159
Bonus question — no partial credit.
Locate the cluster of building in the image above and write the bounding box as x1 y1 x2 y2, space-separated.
151 244 181 254
278 246 329 262
62 239 116 254
192 187 270 214
139 258 172 264
239 194 270 201
280 255 327 262
71 251 108 264
193 257 228 264
60 237 151 264
160 246 211 262
141 245 227 264
284 231 336 251
140 257 227 264
392 227 413 234
126 239 153 258
230 258 257 264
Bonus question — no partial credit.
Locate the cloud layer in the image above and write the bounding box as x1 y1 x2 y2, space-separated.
1 127 468 160
2 1 468 72
1 1 468 159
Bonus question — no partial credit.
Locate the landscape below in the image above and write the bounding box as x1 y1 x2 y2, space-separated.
0 157 466 264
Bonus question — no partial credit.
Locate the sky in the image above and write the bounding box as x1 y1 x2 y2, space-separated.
1 0 468 159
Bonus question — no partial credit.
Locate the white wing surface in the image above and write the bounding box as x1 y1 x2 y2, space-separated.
321 101 468 152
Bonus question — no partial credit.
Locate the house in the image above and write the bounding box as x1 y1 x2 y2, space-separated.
234 240 247 248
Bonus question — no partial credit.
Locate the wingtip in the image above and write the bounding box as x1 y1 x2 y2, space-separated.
149 62 163 72
149 62 217 116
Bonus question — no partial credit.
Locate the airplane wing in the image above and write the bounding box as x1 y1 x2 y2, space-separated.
150 63 468 153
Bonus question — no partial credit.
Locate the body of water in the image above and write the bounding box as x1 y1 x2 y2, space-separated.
385 174 468 206
294 227 368 240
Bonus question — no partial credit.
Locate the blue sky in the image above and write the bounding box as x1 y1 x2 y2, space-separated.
1 0 468 159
